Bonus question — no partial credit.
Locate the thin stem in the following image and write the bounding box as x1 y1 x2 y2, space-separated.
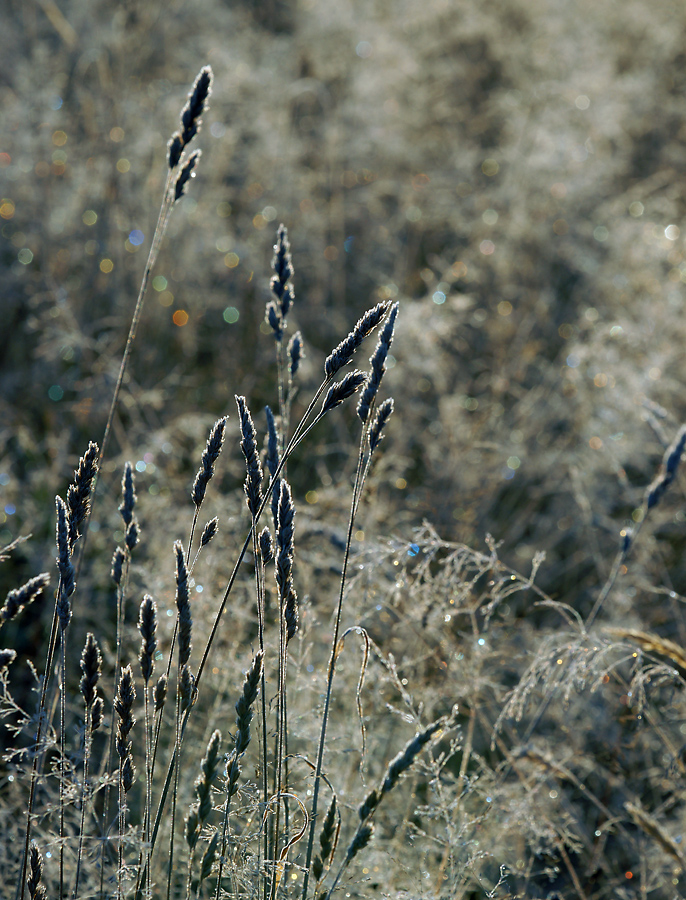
166 651 187 900
300 434 369 900
585 518 643 628
59 634 67 900
99 552 130 898
275 336 287 457
142 681 152 899
74 175 175 586
117 755 127 900
269 576 288 900
253 525 270 900
72 702 92 900
16 588 61 900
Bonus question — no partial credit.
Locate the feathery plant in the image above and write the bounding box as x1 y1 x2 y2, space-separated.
1 65 450 900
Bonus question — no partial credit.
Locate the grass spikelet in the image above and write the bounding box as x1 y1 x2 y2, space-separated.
27 842 48 900
200 517 219 547
344 824 374 865
312 795 339 883
368 398 394 453
185 732 222 892
358 788 379 821
236 395 264 518
91 696 104 732
174 149 202 202
216 650 264 893
227 649 263 795
321 370 367 414
119 461 137 527
259 526 274 565
1 573 50 624
79 632 102 709
119 462 140 552
380 720 442 796
323 722 442 897
114 665 136 791
55 495 75 604
275 480 295 596
645 424 686 510
324 301 391 378
179 663 195 711
154 673 168 714
175 541 193 668
357 302 398 424
138 594 157 684
196 728 222 824
192 417 228 509
288 330 303 378
284 582 298 642
66 440 99 550
111 546 126 586
199 830 220 885
168 65 213 169
186 806 200 853
126 518 140 552
266 223 295 339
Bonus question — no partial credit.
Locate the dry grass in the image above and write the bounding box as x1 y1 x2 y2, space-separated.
4 2 686 898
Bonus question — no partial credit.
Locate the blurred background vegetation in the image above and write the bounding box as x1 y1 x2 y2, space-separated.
4 0 686 895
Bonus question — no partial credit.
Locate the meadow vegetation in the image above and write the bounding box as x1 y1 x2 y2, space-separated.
3 0 686 897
